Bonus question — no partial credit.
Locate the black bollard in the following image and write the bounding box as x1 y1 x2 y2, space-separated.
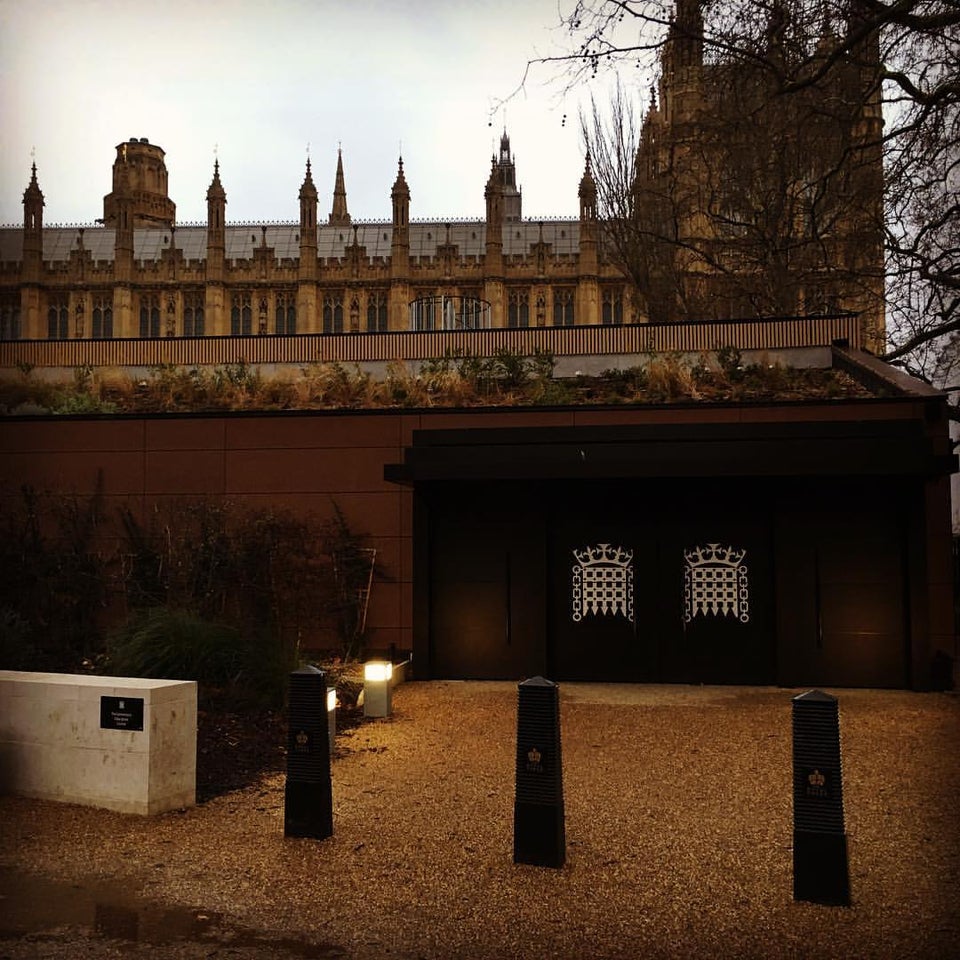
792 689 850 905
513 676 565 868
284 665 333 839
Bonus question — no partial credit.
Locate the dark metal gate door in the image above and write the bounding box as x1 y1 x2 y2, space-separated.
548 513 655 681
548 480 775 684
775 482 909 688
656 506 775 684
429 488 545 679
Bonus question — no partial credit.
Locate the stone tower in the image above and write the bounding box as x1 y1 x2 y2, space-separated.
102 138 176 228
492 130 522 222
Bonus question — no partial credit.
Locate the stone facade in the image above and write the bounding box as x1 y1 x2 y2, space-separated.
625 0 886 351
0 3 885 352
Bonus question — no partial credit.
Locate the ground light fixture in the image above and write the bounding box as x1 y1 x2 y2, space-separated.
363 661 393 717
327 686 336 753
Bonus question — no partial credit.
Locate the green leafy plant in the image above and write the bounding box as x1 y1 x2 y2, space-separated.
108 606 243 685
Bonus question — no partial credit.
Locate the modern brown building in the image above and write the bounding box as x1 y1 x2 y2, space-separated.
0 345 954 690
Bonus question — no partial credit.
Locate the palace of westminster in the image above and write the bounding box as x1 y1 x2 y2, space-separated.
0 1 885 354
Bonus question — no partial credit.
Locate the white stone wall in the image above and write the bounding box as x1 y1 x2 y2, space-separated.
0 672 196 815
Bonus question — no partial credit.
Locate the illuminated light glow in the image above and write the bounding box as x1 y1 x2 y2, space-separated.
364 662 393 683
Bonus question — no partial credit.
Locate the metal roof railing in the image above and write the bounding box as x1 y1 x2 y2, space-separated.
0 315 863 370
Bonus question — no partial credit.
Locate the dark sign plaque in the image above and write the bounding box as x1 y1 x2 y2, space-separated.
100 696 144 731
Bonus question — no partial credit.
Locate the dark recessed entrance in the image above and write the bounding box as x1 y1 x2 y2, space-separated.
547 479 775 684
390 420 925 688
426 479 779 685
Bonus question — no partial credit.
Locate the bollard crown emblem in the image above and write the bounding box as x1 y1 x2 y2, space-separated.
808 769 826 787
527 747 542 765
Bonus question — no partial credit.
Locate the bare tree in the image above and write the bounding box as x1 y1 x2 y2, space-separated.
529 0 959 417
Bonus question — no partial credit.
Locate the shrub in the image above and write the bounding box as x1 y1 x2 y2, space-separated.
108 606 243 685
0 483 107 671
378 360 430 406
114 497 374 697
0 607 35 671
645 354 696 401
319 502 379 662
107 606 287 705
716 345 745 383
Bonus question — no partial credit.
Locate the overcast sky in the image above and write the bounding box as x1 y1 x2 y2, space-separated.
0 0 631 227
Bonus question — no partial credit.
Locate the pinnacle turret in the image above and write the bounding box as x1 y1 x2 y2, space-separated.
206 158 226 201
329 148 350 226
579 152 597 220
23 162 44 204
300 157 317 200
22 160 45 234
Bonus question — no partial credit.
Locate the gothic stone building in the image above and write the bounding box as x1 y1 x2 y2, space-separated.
629 0 885 348
0 2 886 351
0 133 621 344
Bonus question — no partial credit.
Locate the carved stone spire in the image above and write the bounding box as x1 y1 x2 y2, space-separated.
22 161 44 232
491 128 521 222
206 158 226 202
390 156 410 282
329 148 351 226
206 156 226 254
300 157 318 231
391 156 410 228
579 152 597 221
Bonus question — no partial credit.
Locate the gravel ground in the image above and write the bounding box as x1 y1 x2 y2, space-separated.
1 682 958 960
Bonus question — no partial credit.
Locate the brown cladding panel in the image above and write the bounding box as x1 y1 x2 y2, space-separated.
225 415 401 450
573 406 738 427
417 411 575 433
1 451 144 495
225 447 398 494
399 414 422 448
229 493 405 536
739 403 916 424
219 492 364 518
329 493 404 539
362 538 403 599
145 418 226 451
144 451 225 495
0 419 145 453
365 625 407 654
366 581 401 630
